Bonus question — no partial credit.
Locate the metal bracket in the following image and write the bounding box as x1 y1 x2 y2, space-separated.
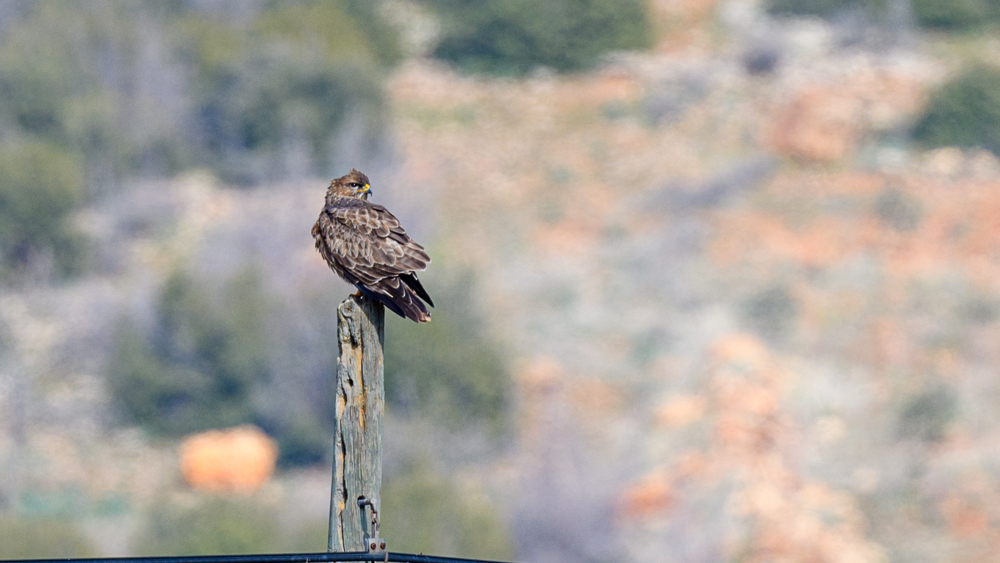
357 496 387 555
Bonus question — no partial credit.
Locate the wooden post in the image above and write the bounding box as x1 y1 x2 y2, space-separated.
328 295 385 553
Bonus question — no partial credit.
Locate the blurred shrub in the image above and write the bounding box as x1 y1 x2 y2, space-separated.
110 267 341 467
180 2 391 184
898 386 957 442
0 4 174 181
768 0 1000 29
913 66 1000 157
742 285 798 343
767 0 881 17
911 0 1000 29
0 1 397 189
873 187 923 232
262 416 331 469
0 317 9 357
958 294 999 323
0 516 95 558
382 464 513 560
109 268 272 436
427 0 653 75
384 273 509 430
0 142 85 277
134 496 279 555
282 516 331 552
253 1 401 67
0 4 90 143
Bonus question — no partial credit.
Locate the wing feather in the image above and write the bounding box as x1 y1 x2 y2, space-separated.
314 197 433 322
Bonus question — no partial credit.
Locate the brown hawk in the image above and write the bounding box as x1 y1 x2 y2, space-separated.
312 169 434 323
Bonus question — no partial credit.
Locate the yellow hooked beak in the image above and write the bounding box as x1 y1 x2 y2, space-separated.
356 183 371 197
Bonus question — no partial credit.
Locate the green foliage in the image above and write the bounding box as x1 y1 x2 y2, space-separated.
768 0 859 17
874 188 923 232
109 268 273 436
911 0 1000 29
0 516 95 558
428 0 653 75
913 66 1000 157
266 416 330 468
0 317 9 357
767 0 879 17
742 286 798 343
282 516 332 552
0 142 84 277
384 273 509 429
767 0 1000 29
134 497 279 555
179 2 391 184
958 294 999 323
0 3 175 180
898 386 957 442
253 1 401 67
110 266 340 467
382 464 513 560
0 1 397 189
0 4 88 143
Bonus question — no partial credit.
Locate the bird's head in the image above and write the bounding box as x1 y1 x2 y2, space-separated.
327 168 372 200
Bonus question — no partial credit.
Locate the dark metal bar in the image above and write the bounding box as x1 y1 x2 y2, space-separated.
0 552 513 563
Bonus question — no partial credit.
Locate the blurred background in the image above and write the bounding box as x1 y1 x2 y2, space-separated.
0 0 999 560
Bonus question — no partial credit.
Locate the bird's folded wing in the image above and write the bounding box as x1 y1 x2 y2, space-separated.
322 203 431 278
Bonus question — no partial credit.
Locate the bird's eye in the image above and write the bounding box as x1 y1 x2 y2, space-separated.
348 182 360 188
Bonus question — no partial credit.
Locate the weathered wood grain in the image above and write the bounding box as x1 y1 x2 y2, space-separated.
328 295 384 553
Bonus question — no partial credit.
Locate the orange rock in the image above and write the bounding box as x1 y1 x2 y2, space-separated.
712 334 771 369
765 88 862 162
620 471 673 518
656 395 707 428
940 495 990 538
179 425 278 493
518 357 565 394
569 378 622 416
764 72 925 162
587 70 642 105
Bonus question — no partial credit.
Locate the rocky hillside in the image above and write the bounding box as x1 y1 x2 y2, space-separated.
3 0 1000 560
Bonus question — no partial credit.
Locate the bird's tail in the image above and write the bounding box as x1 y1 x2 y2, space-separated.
359 283 431 323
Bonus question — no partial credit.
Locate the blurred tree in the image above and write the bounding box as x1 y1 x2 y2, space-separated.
253 1 402 67
911 0 1000 29
135 497 279 555
110 266 345 467
382 463 513 560
384 272 510 430
0 1 398 190
768 0 1000 29
0 517 95 558
0 142 85 278
0 3 173 184
168 1 395 184
874 187 923 232
767 0 881 17
109 268 272 436
427 0 653 75
913 66 1000 157
742 285 798 344
958 294 999 323
898 386 957 443
261 416 330 468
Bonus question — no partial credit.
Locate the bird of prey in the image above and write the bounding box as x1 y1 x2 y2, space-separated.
312 169 434 323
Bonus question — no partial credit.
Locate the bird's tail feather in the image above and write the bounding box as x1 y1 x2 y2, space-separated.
400 273 434 308
359 284 431 323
